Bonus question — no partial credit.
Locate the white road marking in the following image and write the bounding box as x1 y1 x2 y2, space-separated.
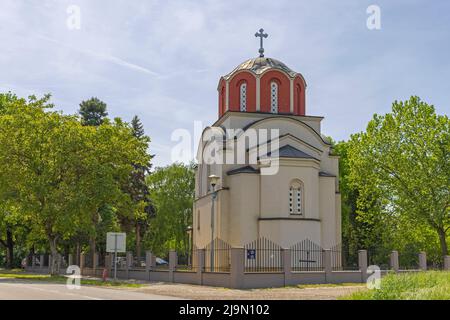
0 282 102 300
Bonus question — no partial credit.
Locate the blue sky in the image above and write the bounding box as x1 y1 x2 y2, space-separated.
1 0 449 167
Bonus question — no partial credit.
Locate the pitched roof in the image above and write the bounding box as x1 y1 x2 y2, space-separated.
261 145 319 161
226 166 260 176
319 171 336 177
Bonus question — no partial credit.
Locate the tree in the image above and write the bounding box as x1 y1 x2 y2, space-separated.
78 97 108 126
145 163 195 256
0 93 151 274
120 115 154 258
347 96 450 258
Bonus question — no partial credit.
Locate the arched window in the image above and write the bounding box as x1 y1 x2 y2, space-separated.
289 180 303 215
270 81 278 113
240 83 247 111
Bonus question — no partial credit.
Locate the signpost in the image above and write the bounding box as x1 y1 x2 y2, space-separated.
106 232 126 281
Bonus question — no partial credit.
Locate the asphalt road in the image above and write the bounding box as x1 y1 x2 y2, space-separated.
0 278 181 300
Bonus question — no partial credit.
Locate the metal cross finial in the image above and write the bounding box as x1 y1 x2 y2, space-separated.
255 28 268 57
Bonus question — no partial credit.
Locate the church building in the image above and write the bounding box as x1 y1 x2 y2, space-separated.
193 30 341 252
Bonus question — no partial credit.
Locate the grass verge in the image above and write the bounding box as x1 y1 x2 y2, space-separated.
0 269 143 288
341 271 450 300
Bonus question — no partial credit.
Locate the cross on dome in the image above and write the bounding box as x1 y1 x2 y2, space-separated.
255 28 268 57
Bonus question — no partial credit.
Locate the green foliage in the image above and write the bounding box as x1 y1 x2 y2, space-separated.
145 163 195 256
78 97 108 126
346 96 450 259
343 271 450 300
0 92 151 272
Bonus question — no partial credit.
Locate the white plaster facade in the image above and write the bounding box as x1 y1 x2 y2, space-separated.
193 58 341 251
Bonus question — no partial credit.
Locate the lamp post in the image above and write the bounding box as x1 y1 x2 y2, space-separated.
208 174 220 272
186 225 193 266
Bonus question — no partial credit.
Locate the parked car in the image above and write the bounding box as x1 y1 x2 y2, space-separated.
156 257 168 266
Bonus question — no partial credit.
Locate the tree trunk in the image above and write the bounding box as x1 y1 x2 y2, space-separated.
437 228 448 257
76 242 80 266
6 229 14 269
48 236 59 275
136 223 141 259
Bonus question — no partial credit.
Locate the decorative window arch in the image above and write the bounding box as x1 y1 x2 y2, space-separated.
240 82 247 111
289 180 303 215
270 81 278 113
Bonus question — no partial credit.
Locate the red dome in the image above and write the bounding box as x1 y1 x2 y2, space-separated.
218 57 306 118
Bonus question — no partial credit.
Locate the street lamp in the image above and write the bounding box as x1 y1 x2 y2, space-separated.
208 174 220 271
186 225 193 266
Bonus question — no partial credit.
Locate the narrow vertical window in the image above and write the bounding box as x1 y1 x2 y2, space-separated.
289 181 303 216
295 189 302 214
197 210 201 230
271 82 278 113
240 83 247 111
289 187 294 214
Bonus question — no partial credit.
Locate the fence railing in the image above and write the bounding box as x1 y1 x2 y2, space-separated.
204 238 231 272
368 249 390 270
131 256 146 269
330 244 359 271
176 246 199 272
291 239 323 271
244 237 283 272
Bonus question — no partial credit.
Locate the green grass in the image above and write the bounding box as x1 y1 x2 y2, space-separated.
0 269 143 288
296 283 363 289
341 271 450 300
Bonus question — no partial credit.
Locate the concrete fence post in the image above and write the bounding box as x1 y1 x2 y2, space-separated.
56 254 62 273
145 251 152 272
126 251 133 279
93 252 99 275
444 255 450 271
48 255 52 273
323 249 332 283
358 250 368 282
230 247 245 289
390 250 399 273
80 253 85 275
68 254 73 266
145 251 152 271
40 254 45 270
145 251 152 281
169 250 177 283
418 252 427 271
283 248 292 286
104 254 111 273
197 249 205 285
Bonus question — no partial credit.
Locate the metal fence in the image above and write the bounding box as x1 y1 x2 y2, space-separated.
368 249 390 270
244 237 283 272
204 238 231 272
131 256 146 269
398 251 419 270
330 244 359 271
291 239 324 271
153 252 170 270
177 246 199 272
